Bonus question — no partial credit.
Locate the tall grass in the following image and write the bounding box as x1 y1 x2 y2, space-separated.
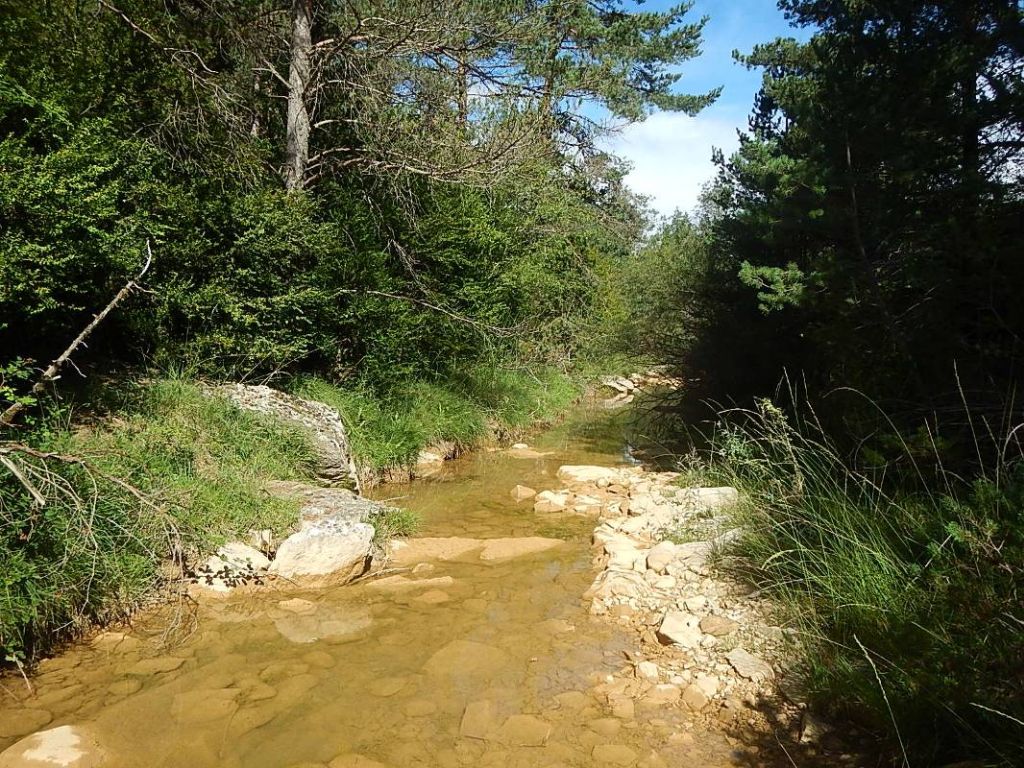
699 398 1024 766
1 379 317 661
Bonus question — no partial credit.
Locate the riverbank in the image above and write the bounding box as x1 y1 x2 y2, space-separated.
0 362 615 667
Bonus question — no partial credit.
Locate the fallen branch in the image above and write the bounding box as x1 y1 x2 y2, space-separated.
0 243 153 429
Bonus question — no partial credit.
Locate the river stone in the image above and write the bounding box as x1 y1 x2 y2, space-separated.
107 679 142 696
127 656 186 676
510 485 537 501
459 701 496 740
423 641 508 678
412 589 450 604
557 466 620 485
278 598 317 615
496 715 551 746
592 744 638 765
328 755 389 768
367 677 410 697
588 718 621 737
699 615 739 638
269 520 373 584
171 688 240 724
727 649 774 682
274 605 372 644
533 491 570 513
656 611 702 648
645 542 676 574
478 537 563 561
0 710 52 739
0 725 104 768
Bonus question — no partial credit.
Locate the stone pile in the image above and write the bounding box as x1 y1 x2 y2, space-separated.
600 367 686 406
526 464 798 734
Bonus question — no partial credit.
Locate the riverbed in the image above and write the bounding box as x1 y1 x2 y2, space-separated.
0 406 756 767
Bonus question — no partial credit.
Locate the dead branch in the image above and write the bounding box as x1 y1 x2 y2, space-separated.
0 243 153 430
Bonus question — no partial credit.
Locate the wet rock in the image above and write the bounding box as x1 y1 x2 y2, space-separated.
171 689 240 724
726 649 774 682
496 715 551 746
274 605 372 644
403 700 437 717
0 725 104 768
365 575 455 592
423 641 508 678
699 615 738 637
533 491 570 514
459 701 496 740
269 520 373 584
126 656 186 676
558 466 619 486
478 537 563 561
367 677 409 697
510 485 537 501
389 537 482 564
413 589 450 605
554 691 588 710
88 632 141 653
645 542 676 574
278 598 317 615
0 710 52 739
589 718 621 737
592 744 638 765
655 611 702 649
107 679 142 697
328 754 389 768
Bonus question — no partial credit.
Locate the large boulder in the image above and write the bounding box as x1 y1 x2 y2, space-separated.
216 384 360 490
270 518 374 584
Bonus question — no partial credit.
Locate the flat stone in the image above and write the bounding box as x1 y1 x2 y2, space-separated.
328 754 389 768
459 700 496 740
656 612 702 648
0 709 52 739
533 491 570 514
478 537 563 561
645 542 676 574
0 725 104 768
699 615 739 638
510 485 537 501
727 649 774 682
171 688 240 724
496 715 551 746
274 606 372 644
635 661 659 682
107 679 142 696
693 674 720 698
558 466 620 485
278 598 317 615
127 657 186 676
367 677 408 697
592 744 638 765
588 718 621 737
269 520 373 584
423 641 508 678
642 684 681 706
413 589 451 605
389 538 482 564
554 691 588 710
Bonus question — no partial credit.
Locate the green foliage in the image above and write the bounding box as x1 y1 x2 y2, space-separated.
0 380 317 660
700 399 1024 766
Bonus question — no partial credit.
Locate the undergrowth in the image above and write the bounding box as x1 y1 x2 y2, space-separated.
695 398 1024 766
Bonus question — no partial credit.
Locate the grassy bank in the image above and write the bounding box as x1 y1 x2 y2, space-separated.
0 362 594 664
691 400 1024 766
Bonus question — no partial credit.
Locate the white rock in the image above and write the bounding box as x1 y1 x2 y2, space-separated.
636 661 660 682
693 674 720 698
269 520 373 583
533 490 570 513
656 611 703 649
646 542 676 574
557 466 620 485
726 649 774 682
676 487 739 509
0 725 104 768
218 541 271 572
510 485 537 501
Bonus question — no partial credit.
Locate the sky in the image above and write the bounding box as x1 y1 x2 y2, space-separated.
601 0 803 217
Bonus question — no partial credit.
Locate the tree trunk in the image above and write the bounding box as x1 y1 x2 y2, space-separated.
284 0 313 191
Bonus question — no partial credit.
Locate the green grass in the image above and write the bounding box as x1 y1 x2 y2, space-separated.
292 361 583 472
696 399 1024 766
0 378 317 661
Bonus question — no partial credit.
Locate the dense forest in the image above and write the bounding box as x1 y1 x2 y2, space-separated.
2 0 1024 766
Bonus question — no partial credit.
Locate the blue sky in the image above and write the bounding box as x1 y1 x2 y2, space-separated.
602 0 804 216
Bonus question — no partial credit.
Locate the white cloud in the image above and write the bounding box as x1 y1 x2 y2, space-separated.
604 110 743 218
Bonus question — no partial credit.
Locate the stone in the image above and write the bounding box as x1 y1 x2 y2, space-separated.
459 701 496 740
478 537 563 561
171 688 240 724
681 684 709 711
365 575 455 592
265 482 380 527
656 612 702 649
592 744 638 765
278 598 317 615
510 485 537 501
126 656 186 676
511 443 529 450
368 677 408 697
107 679 142 696
693 674 720 699
274 605 372 644
329 755 389 768
675 486 739 509
423 641 508 678
635 661 660 682
642 685 681 707
218 541 271 572
0 725 104 768
557 466 620 485
389 537 482 564
554 691 588 710
404 700 437 717
588 718 621 737
496 715 551 746
533 491 570 514
89 632 140 653
216 384 359 489
0 710 52 739
269 520 374 584
413 589 450 605
726 649 774 682
699 615 739 638
645 542 676 574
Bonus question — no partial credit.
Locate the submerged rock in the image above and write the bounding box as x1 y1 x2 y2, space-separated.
0 725 104 768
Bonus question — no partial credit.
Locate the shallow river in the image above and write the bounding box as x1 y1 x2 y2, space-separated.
0 407 752 767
